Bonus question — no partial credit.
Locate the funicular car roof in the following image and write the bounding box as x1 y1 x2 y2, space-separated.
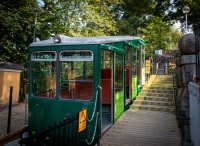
29 35 145 47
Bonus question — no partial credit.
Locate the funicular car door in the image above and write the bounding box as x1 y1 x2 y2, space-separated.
113 52 125 122
131 47 138 100
125 45 132 104
100 49 113 133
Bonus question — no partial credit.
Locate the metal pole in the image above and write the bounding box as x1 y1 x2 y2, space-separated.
7 86 13 134
97 86 102 146
186 13 188 33
33 13 37 42
25 84 28 125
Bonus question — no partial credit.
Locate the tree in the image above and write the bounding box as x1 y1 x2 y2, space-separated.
0 0 120 63
116 0 156 35
0 0 38 64
153 0 200 31
0 0 184 64
138 16 182 58
35 0 120 39
114 0 181 57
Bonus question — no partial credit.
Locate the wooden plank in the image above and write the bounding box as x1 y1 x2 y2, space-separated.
100 110 181 146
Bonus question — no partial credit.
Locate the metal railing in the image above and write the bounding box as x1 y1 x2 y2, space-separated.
19 115 87 146
150 50 179 75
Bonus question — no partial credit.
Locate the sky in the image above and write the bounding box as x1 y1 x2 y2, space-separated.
173 21 181 32
173 22 181 29
37 0 44 6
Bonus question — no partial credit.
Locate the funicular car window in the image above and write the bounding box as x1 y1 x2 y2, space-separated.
31 51 56 98
101 50 111 69
59 50 94 100
115 53 123 92
132 49 137 75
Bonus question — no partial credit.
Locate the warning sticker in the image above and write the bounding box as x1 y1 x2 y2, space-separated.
146 60 151 67
145 60 151 74
146 60 151 64
78 109 87 133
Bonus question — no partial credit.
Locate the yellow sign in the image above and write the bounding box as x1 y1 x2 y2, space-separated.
145 67 151 73
78 109 87 133
146 60 151 64
146 60 151 67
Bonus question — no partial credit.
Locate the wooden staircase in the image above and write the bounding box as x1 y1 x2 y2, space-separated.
130 75 175 112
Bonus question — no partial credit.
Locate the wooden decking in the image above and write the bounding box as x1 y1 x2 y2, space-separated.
100 109 181 146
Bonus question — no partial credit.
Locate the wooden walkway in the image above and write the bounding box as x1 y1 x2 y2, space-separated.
100 109 181 146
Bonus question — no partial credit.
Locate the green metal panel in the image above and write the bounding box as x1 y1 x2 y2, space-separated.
113 51 125 122
138 40 146 46
132 76 138 100
28 44 101 145
100 43 125 54
131 41 138 100
28 97 97 127
28 98 99 144
114 91 124 122
132 40 139 49
125 41 138 49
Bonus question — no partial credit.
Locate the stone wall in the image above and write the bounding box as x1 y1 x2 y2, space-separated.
176 33 197 146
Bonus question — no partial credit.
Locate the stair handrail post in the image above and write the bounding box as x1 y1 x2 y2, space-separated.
7 86 13 134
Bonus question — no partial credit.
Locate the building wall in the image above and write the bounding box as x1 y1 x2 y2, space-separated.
0 69 21 105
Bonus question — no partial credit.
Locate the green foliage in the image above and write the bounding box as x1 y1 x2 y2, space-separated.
0 0 183 63
0 0 38 64
115 0 182 58
138 16 182 58
153 0 200 31
35 0 120 38
116 0 156 35
0 0 120 64
0 0 185 102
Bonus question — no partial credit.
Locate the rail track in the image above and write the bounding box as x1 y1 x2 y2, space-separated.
0 126 28 146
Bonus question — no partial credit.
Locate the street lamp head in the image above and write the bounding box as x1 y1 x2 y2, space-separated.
182 6 190 14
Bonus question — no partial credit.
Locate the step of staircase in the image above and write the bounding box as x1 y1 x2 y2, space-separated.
142 86 173 90
141 89 173 93
144 76 174 87
131 104 175 112
136 96 174 102
147 78 173 82
133 100 174 106
146 80 173 83
144 83 173 87
138 92 173 97
130 75 175 113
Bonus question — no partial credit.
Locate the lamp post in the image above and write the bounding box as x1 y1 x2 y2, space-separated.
33 12 37 42
182 6 190 33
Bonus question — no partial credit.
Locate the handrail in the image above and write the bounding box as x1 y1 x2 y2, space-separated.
19 115 80 146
